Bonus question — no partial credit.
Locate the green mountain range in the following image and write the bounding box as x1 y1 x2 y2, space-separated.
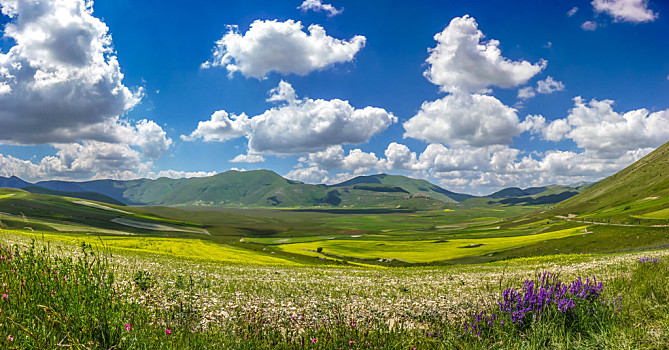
0 170 467 208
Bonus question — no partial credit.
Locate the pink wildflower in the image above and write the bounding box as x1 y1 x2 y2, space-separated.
165 328 172 335
125 323 132 331
311 338 318 343
7 335 13 342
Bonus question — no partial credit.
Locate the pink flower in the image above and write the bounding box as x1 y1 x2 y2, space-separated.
500 340 504 345
1 293 7 300
125 323 132 331
7 335 13 342
165 328 172 335
311 338 318 343
349 340 355 345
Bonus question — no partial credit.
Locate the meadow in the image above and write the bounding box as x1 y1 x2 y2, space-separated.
2 188 669 348
1 228 668 349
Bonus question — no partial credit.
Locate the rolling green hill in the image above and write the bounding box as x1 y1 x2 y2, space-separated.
554 140 669 222
331 174 474 203
459 185 581 207
22 185 126 206
26 170 472 208
0 188 204 234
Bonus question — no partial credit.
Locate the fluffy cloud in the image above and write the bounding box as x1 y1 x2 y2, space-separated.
126 120 172 159
559 97 669 157
202 20 365 78
284 165 329 184
0 0 143 145
382 142 422 171
524 97 669 157
307 145 381 174
152 170 217 179
285 138 655 193
542 118 572 142
517 87 536 100
0 147 218 182
297 0 343 17
537 76 565 94
581 21 598 31
0 141 144 181
230 153 265 163
592 0 658 23
403 93 523 146
181 110 249 142
568 7 579 16
517 76 565 100
424 15 546 93
183 81 396 155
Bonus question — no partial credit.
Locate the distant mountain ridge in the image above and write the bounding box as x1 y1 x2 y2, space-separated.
0 171 472 208
330 174 474 203
0 171 587 208
0 175 31 189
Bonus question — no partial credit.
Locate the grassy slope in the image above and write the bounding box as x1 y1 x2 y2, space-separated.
331 174 472 203
23 185 126 206
0 188 203 234
555 140 669 219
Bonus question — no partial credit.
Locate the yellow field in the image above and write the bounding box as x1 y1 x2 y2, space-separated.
0 229 298 266
277 226 587 263
636 207 669 220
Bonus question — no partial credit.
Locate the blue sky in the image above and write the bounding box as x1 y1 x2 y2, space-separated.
0 0 668 195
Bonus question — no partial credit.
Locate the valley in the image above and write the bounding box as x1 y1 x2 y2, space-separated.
2 141 669 348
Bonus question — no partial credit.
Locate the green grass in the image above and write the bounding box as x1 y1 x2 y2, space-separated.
636 207 669 219
1 228 668 349
555 140 669 217
277 226 586 263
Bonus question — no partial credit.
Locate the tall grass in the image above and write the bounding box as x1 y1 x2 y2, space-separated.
0 237 667 349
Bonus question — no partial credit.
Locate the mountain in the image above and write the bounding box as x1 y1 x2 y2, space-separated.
0 170 478 208
22 186 126 206
459 185 581 207
330 174 474 203
27 170 462 208
488 186 548 198
0 176 32 189
555 140 669 218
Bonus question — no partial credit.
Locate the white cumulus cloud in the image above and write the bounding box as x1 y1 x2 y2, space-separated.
181 110 249 142
581 21 598 31
403 93 523 146
517 76 565 100
592 0 658 23
183 81 396 155
230 153 266 163
202 20 365 78
0 0 143 145
284 165 329 184
298 0 343 17
424 15 546 93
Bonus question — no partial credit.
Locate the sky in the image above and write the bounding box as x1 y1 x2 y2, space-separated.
0 0 668 195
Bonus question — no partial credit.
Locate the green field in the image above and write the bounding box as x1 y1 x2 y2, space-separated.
2 186 669 267
277 226 586 263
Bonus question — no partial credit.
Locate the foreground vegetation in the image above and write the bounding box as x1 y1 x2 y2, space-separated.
1 229 668 349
